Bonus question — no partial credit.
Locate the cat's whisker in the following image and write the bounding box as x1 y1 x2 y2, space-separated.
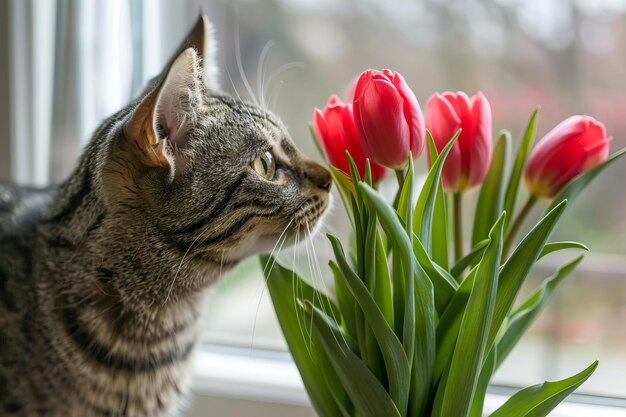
234 21 258 105
91 277 116 298
164 232 203 305
302 227 320 352
250 222 292 349
257 40 275 108
306 222 348 352
303 226 321 353
265 61 305 111
265 62 305 98
224 60 266 139
218 251 226 281
269 80 284 114
262 218 294 277
292 229 312 357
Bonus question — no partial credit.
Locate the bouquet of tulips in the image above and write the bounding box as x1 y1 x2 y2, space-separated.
261 69 625 417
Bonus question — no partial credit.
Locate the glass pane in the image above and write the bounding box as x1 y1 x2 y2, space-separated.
201 0 626 398
6 0 625 407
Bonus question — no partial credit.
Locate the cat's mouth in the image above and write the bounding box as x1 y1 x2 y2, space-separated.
292 194 329 232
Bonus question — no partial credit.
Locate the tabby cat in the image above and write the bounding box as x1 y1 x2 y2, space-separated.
0 16 331 417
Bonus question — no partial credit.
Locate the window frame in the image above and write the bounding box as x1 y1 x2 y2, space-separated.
190 346 626 417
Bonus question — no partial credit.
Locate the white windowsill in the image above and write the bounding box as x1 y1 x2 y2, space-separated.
190 347 626 417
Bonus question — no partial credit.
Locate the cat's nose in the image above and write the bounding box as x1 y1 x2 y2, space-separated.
306 161 332 191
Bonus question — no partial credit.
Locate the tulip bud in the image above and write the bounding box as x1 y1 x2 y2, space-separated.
426 91 493 193
313 95 387 181
352 69 425 169
524 115 610 199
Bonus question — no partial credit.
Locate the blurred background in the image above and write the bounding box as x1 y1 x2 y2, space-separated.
1 0 626 402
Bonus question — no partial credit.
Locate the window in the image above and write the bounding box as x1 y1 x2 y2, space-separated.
3 0 626 411
200 0 626 400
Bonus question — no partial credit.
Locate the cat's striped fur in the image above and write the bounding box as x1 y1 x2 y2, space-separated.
0 16 331 417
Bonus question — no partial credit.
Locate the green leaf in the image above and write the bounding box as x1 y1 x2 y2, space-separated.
329 165 356 225
451 239 490 280
473 130 512 246
488 200 568 348
262 256 347 417
496 255 584 369
330 261 357 339
359 183 416 363
433 213 505 417
546 147 626 215
504 107 539 232
309 123 328 164
328 235 411 416
350 195 369 360
413 234 458 313
304 301 402 417
469 346 497 417
414 130 459 258
433 266 477 383
409 262 437 416
540 241 589 258
346 151 363 201
373 229 394 327
363 208 384 378
397 156 414 235
392 241 406 338
489 361 598 417
427 135 449 269
364 159 373 186
320 348 355 417
434 201 568 384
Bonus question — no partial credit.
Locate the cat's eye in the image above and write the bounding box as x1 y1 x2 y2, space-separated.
252 151 276 180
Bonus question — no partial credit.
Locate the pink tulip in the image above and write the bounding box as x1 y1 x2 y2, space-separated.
352 69 425 169
313 95 387 182
524 115 610 199
426 91 493 192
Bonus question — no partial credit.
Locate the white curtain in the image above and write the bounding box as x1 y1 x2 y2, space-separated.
6 0 200 185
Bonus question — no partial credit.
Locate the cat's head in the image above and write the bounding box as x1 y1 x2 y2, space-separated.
101 16 332 265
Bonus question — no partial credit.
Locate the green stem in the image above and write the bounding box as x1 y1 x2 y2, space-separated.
453 192 463 264
503 196 538 258
392 169 405 211
395 169 405 189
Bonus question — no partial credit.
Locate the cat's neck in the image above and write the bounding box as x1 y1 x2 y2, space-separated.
33 161 228 416
36 150 230 344
36 191 220 415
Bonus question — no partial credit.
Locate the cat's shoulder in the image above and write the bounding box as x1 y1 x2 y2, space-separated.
0 181 56 238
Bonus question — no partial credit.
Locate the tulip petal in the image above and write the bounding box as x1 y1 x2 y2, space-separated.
524 115 610 198
314 95 387 181
525 116 589 178
467 92 493 188
443 92 472 125
580 137 610 171
328 94 344 107
355 78 410 168
450 92 479 190
353 71 373 110
426 93 463 191
392 72 425 158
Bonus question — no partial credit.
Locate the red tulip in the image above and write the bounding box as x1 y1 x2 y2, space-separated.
524 115 610 199
352 69 425 169
313 95 387 181
426 91 493 192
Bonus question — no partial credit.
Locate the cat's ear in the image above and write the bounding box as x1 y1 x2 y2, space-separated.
167 14 219 89
123 48 201 176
